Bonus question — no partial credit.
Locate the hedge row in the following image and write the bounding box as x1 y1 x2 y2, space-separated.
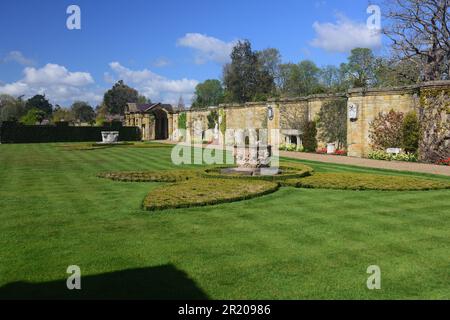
59 142 172 151
202 162 314 181
143 178 280 211
0 121 140 143
97 170 200 183
282 173 450 191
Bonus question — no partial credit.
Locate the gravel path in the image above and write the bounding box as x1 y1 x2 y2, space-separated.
155 141 450 177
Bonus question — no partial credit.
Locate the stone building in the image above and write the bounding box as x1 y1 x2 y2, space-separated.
124 103 173 141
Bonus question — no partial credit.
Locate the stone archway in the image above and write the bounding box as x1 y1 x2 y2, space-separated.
152 108 168 140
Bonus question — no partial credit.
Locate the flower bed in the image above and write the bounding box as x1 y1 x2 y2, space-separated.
316 148 347 156
437 157 450 166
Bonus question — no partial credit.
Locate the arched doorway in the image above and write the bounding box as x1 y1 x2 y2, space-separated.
152 108 168 140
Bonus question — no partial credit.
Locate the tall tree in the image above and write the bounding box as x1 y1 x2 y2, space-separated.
191 79 224 109
52 106 75 123
25 94 53 116
103 80 139 114
256 48 282 85
177 95 185 111
279 60 323 96
223 40 275 103
342 48 378 88
383 0 450 81
20 108 46 125
0 94 26 122
319 65 351 93
375 57 421 87
137 95 151 105
71 101 95 123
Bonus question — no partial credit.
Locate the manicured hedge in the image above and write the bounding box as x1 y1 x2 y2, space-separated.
0 121 140 143
60 142 172 151
202 162 313 181
97 170 199 183
143 178 280 211
283 173 450 191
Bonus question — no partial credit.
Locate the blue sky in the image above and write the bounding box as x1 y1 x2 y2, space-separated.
0 0 385 106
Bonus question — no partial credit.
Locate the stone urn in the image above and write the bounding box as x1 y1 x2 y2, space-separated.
101 131 119 143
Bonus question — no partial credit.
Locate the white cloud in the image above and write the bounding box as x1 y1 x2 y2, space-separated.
108 62 198 106
177 33 238 64
0 63 100 106
2 51 35 66
153 57 171 67
310 14 382 53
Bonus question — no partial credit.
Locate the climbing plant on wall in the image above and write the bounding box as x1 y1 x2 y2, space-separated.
219 109 226 136
207 110 219 129
402 111 420 153
419 88 450 163
178 112 187 130
316 99 347 149
369 110 404 150
302 120 318 152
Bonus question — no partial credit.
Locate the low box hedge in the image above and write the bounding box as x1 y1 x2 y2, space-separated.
97 170 199 183
202 163 313 181
283 173 450 191
143 178 280 211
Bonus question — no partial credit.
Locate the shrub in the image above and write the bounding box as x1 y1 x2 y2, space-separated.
302 121 317 152
334 149 347 156
368 150 418 162
369 110 404 150
286 173 450 191
402 111 420 153
279 143 297 152
97 170 199 183
437 157 450 166
316 147 327 154
143 178 280 211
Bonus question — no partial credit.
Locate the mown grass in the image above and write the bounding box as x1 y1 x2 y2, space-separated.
0 143 449 299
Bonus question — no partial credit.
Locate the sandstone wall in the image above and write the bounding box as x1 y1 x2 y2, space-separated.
347 87 418 157
167 81 450 158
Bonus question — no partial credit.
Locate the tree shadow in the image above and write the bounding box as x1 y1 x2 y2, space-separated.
0 264 209 300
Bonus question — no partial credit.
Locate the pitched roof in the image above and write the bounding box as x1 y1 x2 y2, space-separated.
126 102 173 114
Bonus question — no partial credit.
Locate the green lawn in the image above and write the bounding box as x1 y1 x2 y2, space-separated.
0 143 449 299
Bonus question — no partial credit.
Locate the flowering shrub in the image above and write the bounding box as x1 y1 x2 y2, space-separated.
316 148 347 156
368 150 418 162
437 157 450 166
334 149 347 156
279 143 300 152
369 110 404 150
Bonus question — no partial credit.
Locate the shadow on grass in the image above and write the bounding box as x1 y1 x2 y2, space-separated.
0 264 209 300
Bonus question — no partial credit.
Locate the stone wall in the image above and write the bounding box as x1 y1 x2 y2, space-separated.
167 81 450 158
346 86 418 157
